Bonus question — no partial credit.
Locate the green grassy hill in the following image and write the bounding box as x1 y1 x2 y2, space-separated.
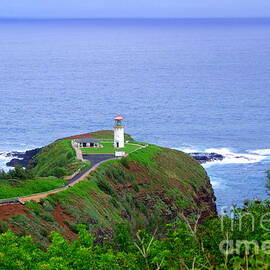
0 130 137 201
2 131 270 269
0 138 88 200
0 132 216 244
32 139 87 178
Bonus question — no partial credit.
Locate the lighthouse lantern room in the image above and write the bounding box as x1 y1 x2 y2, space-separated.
114 115 125 148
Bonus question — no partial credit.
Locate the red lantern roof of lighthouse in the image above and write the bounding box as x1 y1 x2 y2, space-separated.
114 115 124 121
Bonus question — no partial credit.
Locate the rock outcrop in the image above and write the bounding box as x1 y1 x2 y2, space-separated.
6 148 42 168
189 152 224 164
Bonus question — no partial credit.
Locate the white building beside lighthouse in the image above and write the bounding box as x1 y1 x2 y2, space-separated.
114 115 125 148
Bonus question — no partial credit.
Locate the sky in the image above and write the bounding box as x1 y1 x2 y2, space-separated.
1 0 270 19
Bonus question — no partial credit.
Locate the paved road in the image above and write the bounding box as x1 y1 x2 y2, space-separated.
0 154 116 205
69 154 114 184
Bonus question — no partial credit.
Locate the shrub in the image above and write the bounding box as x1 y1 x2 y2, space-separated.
25 201 43 215
0 166 34 180
120 158 130 169
40 228 49 237
0 220 8 233
132 183 139 192
97 179 115 197
51 167 67 178
105 165 134 184
109 198 120 208
66 151 73 160
3 201 270 269
11 214 29 226
113 223 132 252
41 200 54 211
135 200 147 215
64 220 78 233
40 212 54 223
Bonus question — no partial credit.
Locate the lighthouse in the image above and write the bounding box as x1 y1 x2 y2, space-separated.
114 115 125 148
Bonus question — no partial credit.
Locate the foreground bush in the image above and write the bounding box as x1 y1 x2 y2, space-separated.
1 200 270 269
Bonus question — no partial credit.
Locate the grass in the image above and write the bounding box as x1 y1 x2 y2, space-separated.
60 143 212 228
0 131 139 200
0 129 215 242
0 177 67 199
0 137 216 242
32 139 86 177
81 142 142 154
90 130 135 142
127 144 161 168
0 138 86 200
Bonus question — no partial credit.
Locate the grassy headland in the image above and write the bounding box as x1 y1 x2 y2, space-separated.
0 130 141 200
0 137 216 244
0 130 222 268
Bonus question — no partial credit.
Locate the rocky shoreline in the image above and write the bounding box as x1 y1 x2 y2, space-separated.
6 148 42 168
4 147 224 168
189 152 224 164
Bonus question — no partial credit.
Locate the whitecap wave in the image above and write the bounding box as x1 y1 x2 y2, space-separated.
178 147 200 153
211 181 223 188
178 146 270 167
247 149 270 156
0 152 13 172
204 147 265 166
0 149 27 172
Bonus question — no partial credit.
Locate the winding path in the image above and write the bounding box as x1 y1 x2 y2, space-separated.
0 154 116 205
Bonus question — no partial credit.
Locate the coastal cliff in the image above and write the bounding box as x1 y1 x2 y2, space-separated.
0 131 216 243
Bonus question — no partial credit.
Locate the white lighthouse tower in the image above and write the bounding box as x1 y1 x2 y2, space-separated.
114 115 125 148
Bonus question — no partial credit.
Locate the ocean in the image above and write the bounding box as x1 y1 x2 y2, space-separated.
0 18 270 211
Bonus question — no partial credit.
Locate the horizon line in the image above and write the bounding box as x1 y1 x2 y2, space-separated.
1 16 270 20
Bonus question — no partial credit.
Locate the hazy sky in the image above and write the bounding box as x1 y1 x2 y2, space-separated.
1 0 270 19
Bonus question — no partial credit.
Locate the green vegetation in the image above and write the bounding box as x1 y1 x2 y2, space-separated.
0 177 66 199
32 139 85 177
1 142 215 243
90 130 135 142
1 200 270 269
0 136 90 199
126 144 160 167
0 220 8 233
0 130 137 200
1 130 270 268
81 142 142 154
0 166 34 180
0 166 67 199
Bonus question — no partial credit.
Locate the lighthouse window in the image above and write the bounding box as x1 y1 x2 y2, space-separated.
117 142 119 148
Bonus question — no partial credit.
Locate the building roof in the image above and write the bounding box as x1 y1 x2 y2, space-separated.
114 115 124 121
74 138 100 144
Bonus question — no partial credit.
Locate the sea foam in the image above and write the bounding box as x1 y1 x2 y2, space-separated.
247 149 270 156
0 152 13 172
177 146 270 168
0 149 27 171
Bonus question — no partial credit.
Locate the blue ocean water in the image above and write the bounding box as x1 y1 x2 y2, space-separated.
0 18 270 210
